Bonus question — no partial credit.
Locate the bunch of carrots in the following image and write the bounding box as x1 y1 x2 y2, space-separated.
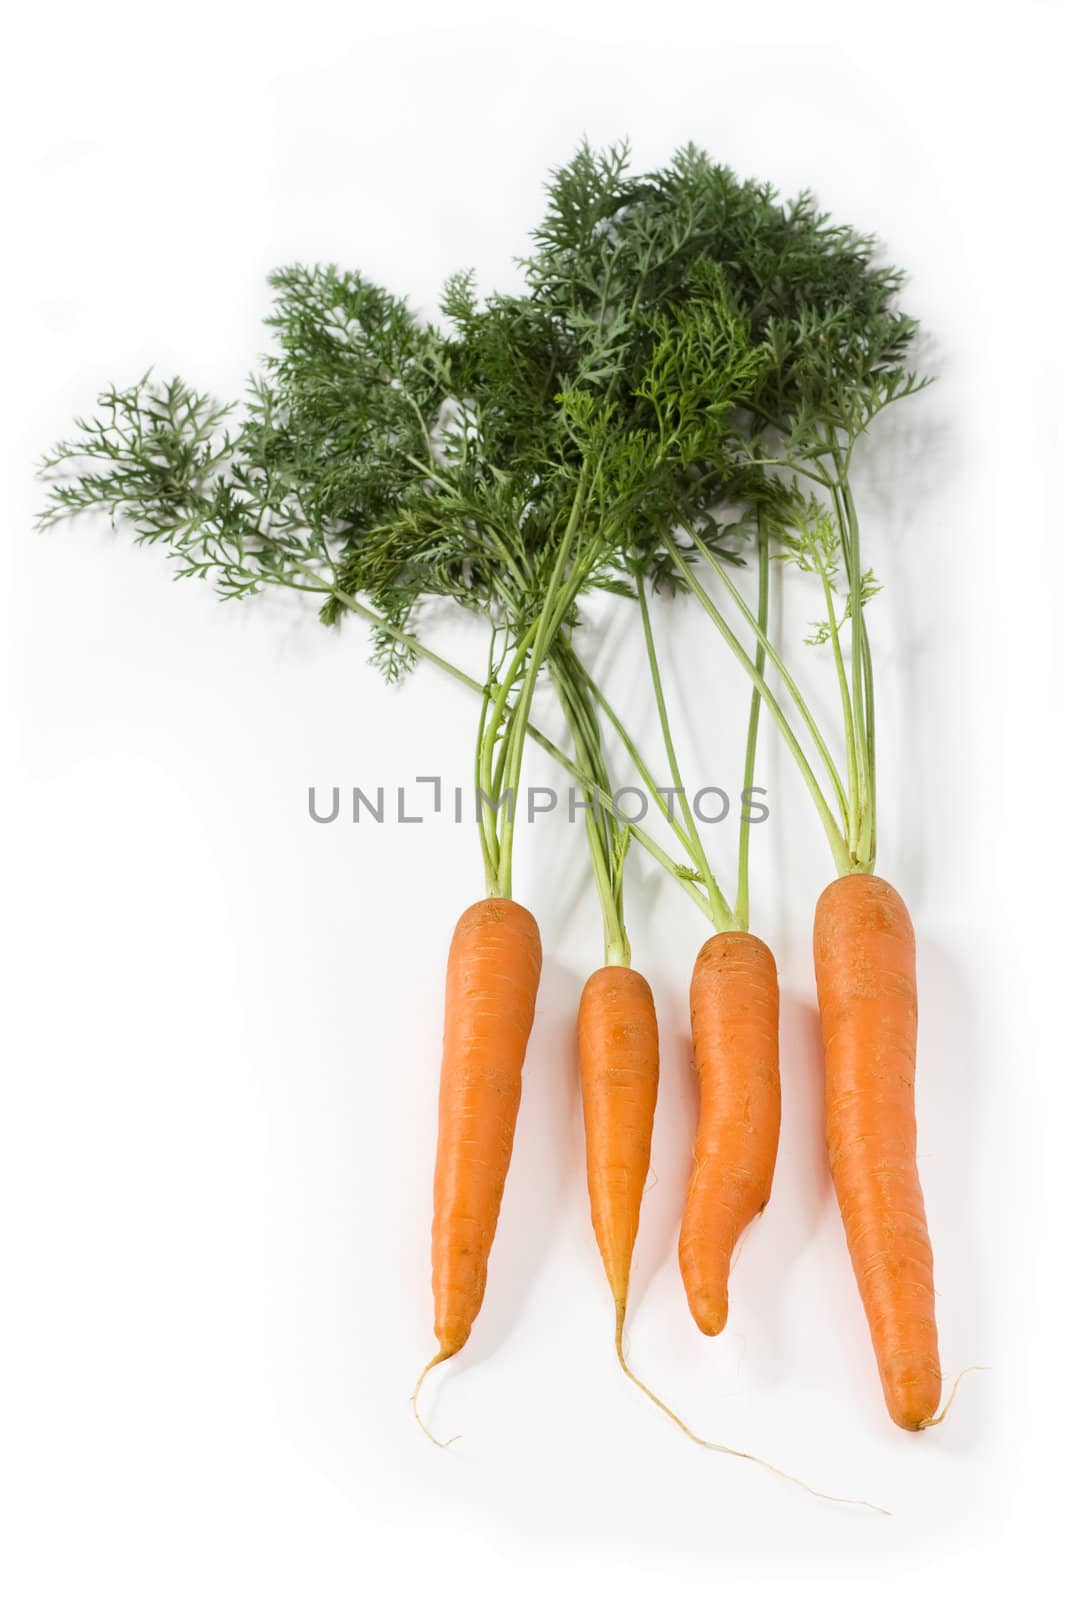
39 143 960 1497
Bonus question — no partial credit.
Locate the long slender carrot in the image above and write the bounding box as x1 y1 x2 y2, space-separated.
413 896 542 1431
578 965 659 1347
679 931 781 1336
813 873 940 1430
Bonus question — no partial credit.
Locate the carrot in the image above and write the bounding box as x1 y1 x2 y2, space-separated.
813 873 940 1431
578 965 659 1347
413 896 542 1435
679 930 781 1336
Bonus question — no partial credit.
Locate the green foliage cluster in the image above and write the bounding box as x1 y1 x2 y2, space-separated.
40 142 920 648
38 140 926 912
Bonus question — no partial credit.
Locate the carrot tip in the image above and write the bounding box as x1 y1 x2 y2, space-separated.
411 1348 461 1449
686 1288 728 1338
916 1366 988 1431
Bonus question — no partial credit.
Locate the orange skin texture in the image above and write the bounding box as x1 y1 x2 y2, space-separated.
814 874 940 1431
578 967 660 1308
431 898 542 1358
679 931 781 1336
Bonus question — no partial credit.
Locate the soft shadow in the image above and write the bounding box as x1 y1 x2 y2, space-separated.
442 952 581 1380
846 370 957 903
908 934 987 1458
732 987 832 1383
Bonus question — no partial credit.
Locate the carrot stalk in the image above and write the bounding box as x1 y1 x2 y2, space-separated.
413 897 542 1436
813 874 940 1430
679 931 781 1336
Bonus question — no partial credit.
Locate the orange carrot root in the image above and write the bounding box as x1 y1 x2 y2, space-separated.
679 931 781 1336
413 897 541 1443
814 874 941 1431
578 966 660 1309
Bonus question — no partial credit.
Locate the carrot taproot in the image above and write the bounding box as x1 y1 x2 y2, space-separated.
679 930 781 1337
813 873 940 1431
412 896 542 1435
578 965 660 1345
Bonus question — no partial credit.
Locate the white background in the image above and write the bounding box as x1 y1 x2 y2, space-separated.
3 3 1066 1595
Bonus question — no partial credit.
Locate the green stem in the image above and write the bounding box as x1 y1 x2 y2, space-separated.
495 470 591 898
565 648 734 930
476 615 542 894
829 481 868 847
817 558 860 859
636 575 718 907
297 572 599 815
474 637 499 895
544 722 720 926
842 478 877 869
300 567 730 920
735 512 770 932
687 530 851 834
568 654 696 853
861 622 876 864
551 657 630 967
843 487 866 817
664 539 851 877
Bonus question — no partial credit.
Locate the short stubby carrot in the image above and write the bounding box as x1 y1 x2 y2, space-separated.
578 966 659 1333
679 931 780 1337
430 897 542 1363
813 873 940 1431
